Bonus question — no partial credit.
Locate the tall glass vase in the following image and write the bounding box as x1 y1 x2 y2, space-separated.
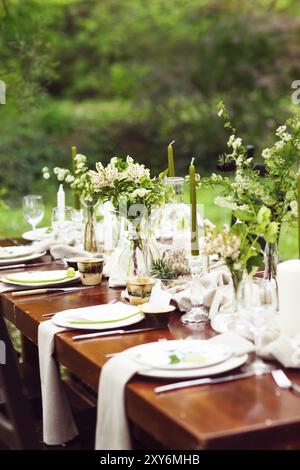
84 201 98 253
263 242 278 282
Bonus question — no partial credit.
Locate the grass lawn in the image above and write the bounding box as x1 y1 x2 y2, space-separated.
0 186 297 260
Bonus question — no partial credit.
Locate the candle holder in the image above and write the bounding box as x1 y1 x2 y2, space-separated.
180 255 209 324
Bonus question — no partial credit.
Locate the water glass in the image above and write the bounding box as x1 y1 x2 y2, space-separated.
23 195 45 231
238 278 277 374
52 206 74 242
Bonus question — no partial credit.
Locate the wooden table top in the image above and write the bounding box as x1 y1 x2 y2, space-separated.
2 252 300 450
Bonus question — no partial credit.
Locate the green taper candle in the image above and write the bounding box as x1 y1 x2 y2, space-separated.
72 146 80 210
168 140 175 177
189 157 199 256
298 171 300 258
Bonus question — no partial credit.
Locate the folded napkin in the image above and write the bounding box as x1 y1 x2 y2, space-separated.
171 270 232 318
38 321 78 445
95 331 254 450
49 244 93 260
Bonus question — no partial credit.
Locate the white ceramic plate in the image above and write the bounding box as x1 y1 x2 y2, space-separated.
52 302 145 330
129 339 232 371
122 343 248 379
22 227 53 241
140 303 176 314
1 269 80 287
0 251 47 267
0 245 34 260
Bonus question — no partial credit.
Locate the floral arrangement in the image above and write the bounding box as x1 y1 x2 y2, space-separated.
204 206 279 291
42 154 96 203
151 248 191 280
200 102 300 228
89 156 166 217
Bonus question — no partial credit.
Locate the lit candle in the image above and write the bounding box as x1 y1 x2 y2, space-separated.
298 171 300 258
189 158 199 256
72 146 80 210
57 184 65 226
168 140 175 177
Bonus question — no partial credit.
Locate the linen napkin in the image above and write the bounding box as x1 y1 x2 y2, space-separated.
38 320 78 445
95 355 139 450
171 270 232 318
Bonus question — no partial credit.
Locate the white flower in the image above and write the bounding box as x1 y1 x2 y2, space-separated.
75 154 87 164
227 134 242 150
42 166 49 173
214 196 238 210
65 174 75 184
43 172 50 180
276 125 287 138
262 148 271 159
217 108 224 117
132 188 150 199
57 169 66 181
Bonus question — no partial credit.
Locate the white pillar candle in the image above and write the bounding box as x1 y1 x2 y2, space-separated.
277 260 300 336
57 184 65 226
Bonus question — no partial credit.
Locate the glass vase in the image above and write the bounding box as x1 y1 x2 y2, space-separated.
84 201 98 253
210 269 244 333
263 242 278 282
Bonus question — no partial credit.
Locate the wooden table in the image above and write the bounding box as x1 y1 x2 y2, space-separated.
2 253 300 450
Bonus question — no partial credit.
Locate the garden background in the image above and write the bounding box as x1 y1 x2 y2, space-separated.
1 0 300 257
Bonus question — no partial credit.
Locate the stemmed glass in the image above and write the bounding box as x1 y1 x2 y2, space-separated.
23 195 45 232
238 278 278 374
52 206 75 243
181 254 209 324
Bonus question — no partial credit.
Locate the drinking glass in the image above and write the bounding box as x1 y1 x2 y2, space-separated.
23 195 45 231
181 254 209 324
238 278 277 374
52 206 74 243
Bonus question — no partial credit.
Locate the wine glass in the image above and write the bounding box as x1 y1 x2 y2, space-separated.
238 278 278 374
23 195 45 232
52 206 74 243
181 254 209 324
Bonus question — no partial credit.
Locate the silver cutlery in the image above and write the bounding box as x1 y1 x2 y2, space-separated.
72 326 163 341
271 369 300 394
154 370 267 394
13 286 93 298
0 260 65 271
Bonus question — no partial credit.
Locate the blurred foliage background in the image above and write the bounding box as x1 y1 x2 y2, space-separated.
0 0 300 256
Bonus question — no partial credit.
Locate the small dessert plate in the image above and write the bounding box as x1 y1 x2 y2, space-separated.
140 303 176 314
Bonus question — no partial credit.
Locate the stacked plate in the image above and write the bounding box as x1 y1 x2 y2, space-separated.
52 302 145 330
1 269 80 287
122 339 248 379
0 245 46 266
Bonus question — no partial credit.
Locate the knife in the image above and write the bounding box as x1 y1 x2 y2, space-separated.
154 370 265 394
0 261 64 271
72 326 164 341
12 286 92 298
271 369 300 394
